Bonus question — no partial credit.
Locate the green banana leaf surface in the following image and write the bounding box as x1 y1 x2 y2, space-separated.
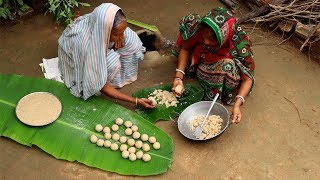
132 84 204 123
0 74 174 176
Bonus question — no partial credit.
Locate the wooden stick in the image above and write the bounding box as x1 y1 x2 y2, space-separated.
237 0 288 24
269 4 320 15
290 0 319 8
277 33 294 46
261 0 298 18
237 6 270 24
254 12 320 22
250 21 258 34
300 22 320 51
258 0 318 21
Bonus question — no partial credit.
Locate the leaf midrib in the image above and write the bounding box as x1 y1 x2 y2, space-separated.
0 99 16 107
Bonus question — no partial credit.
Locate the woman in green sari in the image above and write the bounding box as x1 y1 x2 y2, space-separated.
172 7 255 123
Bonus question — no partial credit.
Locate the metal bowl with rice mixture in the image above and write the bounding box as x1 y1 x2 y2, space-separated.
177 101 230 141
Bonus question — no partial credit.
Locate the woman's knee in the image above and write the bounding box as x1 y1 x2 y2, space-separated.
219 58 237 72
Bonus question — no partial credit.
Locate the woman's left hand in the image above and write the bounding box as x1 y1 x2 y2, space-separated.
232 105 242 124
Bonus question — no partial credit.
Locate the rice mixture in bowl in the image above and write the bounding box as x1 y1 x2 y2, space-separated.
190 115 223 140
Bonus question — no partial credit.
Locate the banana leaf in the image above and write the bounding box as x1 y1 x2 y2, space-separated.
132 84 204 123
0 74 173 176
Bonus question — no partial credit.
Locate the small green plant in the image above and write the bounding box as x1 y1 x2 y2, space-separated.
46 0 90 26
0 0 29 19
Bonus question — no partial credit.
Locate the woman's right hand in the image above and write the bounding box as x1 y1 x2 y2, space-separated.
114 38 125 50
172 78 185 97
137 98 156 109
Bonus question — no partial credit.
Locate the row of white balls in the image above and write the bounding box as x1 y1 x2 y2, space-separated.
103 133 160 150
94 118 161 150
90 134 159 152
95 118 136 132
89 137 151 162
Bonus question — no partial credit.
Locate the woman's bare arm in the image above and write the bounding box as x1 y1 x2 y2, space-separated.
100 84 155 108
232 73 253 123
172 44 192 96
175 48 190 79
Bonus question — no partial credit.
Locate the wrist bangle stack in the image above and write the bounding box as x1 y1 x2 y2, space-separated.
235 95 245 105
175 69 185 75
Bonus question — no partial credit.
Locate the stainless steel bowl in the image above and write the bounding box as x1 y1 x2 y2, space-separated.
177 101 230 141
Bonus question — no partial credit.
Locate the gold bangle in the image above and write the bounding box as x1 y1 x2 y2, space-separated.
135 98 138 106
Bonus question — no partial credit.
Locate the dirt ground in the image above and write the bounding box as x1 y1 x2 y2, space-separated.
1 0 319 179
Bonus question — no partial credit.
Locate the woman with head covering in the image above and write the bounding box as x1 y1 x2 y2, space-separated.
58 3 155 108
172 7 255 123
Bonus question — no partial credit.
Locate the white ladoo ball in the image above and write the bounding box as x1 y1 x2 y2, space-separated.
122 151 129 159
142 154 151 162
96 139 104 147
124 121 133 128
110 143 119 151
148 136 156 144
90 135 98 143
115 118 124 125
153 142 161 149
95 124 103 132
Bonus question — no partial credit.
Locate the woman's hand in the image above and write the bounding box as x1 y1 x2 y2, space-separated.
101 84 155 108
137 98 156 109
232 105 242 124
172 78 185 97
113 38 125 50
